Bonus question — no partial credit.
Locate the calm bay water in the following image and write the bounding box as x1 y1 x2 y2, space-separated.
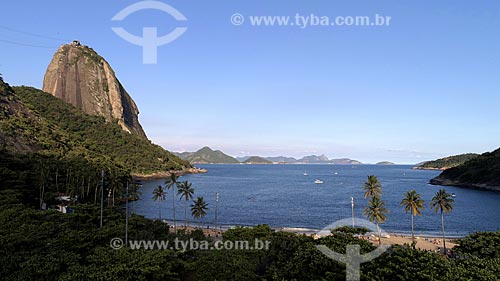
130 164 500 237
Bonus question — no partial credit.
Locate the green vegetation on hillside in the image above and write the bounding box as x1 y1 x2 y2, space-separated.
432 148 500 189
417 153 478 170
0 80 189 174
177 146 239 164
454 232 500 259
243 156 272 164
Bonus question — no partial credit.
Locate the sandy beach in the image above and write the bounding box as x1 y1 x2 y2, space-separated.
372 235 458 251
174 224 459 252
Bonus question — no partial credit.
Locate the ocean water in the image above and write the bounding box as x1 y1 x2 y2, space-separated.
130 164 500 237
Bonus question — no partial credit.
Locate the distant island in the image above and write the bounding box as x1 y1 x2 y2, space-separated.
260 155 362 164
241 155 363 164
430 148 500 192
243 156 273 164
176 149 365 165
376 161 395 165
414 153 479 170
175 148 423 166
265 156 299 163
243 156 272 164
294 154 363 164
174 147 239 164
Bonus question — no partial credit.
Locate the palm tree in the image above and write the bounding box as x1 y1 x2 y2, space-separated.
363 175 382 199
430 189 454 255
177 181 194 228
165 172 179 231
191 197 209 226
363 196 389 245
400 190 424 245
152 185 166 220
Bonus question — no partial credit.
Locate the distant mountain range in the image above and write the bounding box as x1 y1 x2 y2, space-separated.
174 147 239 164
376 161 395 165
177 148 363 165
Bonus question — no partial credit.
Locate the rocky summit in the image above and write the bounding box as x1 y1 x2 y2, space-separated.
42 41 146 138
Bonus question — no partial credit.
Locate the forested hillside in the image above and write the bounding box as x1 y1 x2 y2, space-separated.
416 153 478 170
0 78 189 175
431 148 500 191
176 146 239 164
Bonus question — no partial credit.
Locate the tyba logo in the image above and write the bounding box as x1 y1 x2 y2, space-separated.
111 1 188 64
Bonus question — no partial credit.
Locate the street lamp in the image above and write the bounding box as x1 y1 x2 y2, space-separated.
351 197 355 228
215 192 219 229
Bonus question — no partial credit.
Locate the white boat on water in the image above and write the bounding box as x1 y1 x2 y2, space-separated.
451 193 456 197
304 171 308 176
314 179 324 184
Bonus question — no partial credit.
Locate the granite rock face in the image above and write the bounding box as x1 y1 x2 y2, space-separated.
43 42 146 138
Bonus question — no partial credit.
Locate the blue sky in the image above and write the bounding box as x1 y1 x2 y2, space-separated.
1 0 499 163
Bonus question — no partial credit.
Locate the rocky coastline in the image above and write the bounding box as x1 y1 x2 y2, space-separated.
430 177 500 192
132 167 208 180
413 166 449 171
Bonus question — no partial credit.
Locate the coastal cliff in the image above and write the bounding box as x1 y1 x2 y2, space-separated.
430 177 500 192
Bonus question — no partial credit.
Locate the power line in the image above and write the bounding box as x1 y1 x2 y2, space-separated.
0 25 70 42
0 38 56 49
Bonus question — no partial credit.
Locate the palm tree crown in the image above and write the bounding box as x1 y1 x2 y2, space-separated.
177 181 194 227
152 185 166 220
165 172 179 190
363 175 382 199
177 181 194 201
191 197 209 221
401 190 424 216
152 185 166 201
430 189 454 214
364 196 389 224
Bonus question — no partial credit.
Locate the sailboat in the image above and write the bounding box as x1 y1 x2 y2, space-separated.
303 171 308 176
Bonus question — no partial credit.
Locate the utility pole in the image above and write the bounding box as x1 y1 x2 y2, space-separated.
125 181 129 246
215 192 219 228
100 170 104 228
351 197 355 228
